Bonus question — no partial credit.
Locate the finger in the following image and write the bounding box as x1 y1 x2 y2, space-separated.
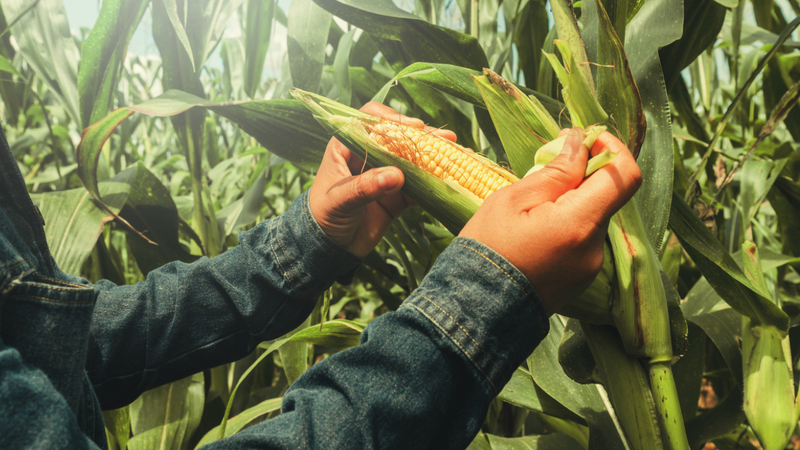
345 150 368 175
503 127 590 211
557 144 642 222
324 138 359 178
360 101 425 128
376 190 413 220
590 131 628 157
558 128 570 138
329 166 405 213
425 125 458 142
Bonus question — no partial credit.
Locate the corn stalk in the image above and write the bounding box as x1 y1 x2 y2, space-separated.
477 20 688 448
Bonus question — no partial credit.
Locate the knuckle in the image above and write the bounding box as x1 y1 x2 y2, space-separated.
487 185 513 204
350 175 368 200
572 221 597 243
544 159 580 182
631 167 643 189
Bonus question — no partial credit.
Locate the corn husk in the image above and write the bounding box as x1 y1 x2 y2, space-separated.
740 241 798 450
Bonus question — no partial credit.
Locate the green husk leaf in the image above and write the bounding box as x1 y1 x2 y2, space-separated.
544 40 610 128
472 69 561 176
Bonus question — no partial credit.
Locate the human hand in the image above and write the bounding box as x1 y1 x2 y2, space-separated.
459 128 642 315
309 102 457 258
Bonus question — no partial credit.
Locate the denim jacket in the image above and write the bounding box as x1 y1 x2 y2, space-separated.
0 126 549 449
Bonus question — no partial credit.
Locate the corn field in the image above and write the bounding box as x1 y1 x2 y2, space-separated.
5 0 800 448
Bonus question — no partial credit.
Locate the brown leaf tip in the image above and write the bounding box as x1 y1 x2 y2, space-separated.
483 68 520 100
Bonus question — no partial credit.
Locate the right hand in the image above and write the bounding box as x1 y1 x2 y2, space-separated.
459 128 642 315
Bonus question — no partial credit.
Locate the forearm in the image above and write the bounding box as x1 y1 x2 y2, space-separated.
205 238 550 450
87 192 362 409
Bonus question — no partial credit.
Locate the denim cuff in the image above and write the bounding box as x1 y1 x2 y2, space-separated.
402 237 550 394
270 191 363 298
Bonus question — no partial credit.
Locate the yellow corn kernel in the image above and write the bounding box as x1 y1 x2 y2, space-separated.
366 120 518 200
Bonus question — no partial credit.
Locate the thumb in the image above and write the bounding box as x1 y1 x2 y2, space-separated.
332 166 404 212
512 127 589 211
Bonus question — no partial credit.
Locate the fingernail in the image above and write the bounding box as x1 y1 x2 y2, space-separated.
562 128 583 156
377 168 399 190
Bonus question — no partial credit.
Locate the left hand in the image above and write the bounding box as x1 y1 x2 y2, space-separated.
309 102 456 258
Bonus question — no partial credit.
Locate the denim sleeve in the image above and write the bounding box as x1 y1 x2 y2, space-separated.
204 238 550 450
0 338 103 449
87 192 362 409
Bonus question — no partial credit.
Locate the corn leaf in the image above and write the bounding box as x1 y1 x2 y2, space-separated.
484 433 586 450
311 0 488 70
102 407 131 450
30 178 130 276
216 320 364 439
288 0 332 93
669 192 790 331
684 387 745 449
78 0 149 128
544 41 610 129
529 317 629 449
197 398 282 446
581 322 665 450
158 0 196 72
77 90 330 221
550 0 595 95
622 0 683 251
1 0 81 125
334 29 358 106
498 367 586 424
128 372 204 450
114 163 200 276
671 322 706 422
582 0 646 157
243 0 276 98
372 62 564 123
659 0 728 93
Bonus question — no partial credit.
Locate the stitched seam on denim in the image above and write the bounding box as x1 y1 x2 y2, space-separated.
454 243 530 295
6 294 95 304
2 267 35 296
418 294 503 384
269 219 300 294
408 303 498 393
0 260 29 293
32 276 86 289
303 192 337 254
14 282 93 293
0 259 28 273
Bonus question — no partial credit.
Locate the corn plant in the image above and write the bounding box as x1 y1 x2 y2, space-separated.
5 0 800 448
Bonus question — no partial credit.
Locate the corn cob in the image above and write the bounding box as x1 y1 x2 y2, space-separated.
740 241 799 450
364 120 518 201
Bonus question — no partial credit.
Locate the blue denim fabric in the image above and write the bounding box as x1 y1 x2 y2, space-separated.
0 123 550 449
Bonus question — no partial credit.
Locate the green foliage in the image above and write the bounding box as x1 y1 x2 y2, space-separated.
6 0 800 448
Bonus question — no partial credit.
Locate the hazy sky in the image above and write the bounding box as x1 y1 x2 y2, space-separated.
62 0 294 75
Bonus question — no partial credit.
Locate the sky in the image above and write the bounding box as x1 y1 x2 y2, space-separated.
62 0 295 77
